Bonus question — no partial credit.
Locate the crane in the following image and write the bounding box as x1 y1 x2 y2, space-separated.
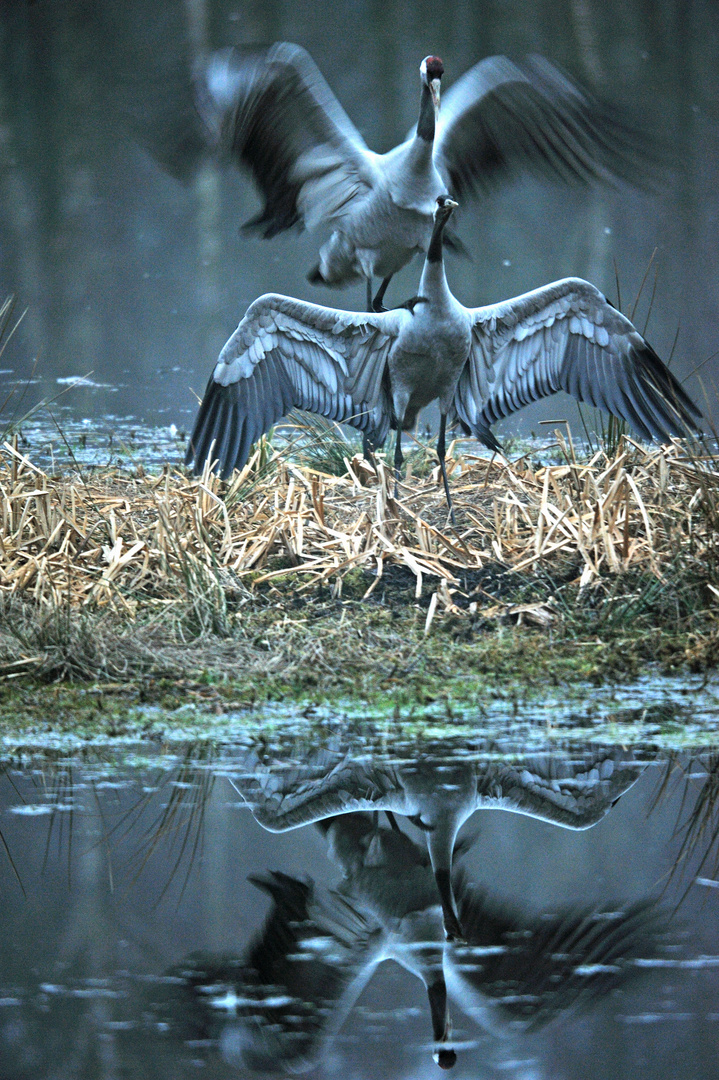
186 196 701 522
156 42 656 311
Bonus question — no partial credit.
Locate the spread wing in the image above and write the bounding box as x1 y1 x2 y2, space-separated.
154 873 384 1074
477 748 648 829
186 295 402 479
446 888 666 1032
237 873 384 1072
194 43 378 235
434 54 656 198
452 277 702 448
233 756 405 832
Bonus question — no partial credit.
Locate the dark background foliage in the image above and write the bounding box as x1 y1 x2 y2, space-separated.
0 0 717 433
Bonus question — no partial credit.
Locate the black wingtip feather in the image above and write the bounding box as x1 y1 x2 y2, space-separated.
193 389 223 474
633 341 703 439
241 207 302 239
187 375 221 471
476 424 503 453
187 345 300 481
222 403 244 479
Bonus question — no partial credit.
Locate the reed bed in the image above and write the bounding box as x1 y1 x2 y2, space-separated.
0 431 716 635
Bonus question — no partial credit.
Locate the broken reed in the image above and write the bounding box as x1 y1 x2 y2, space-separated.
0 430 717 638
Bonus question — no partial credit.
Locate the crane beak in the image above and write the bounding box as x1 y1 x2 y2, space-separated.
430 77 441 118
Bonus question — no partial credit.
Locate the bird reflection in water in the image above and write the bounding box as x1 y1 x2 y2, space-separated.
151 747 667 1074
233 744 648 941
155 813 457 1073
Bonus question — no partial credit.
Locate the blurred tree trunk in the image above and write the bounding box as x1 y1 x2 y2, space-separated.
52 3 106 414
184 0 223 366
674 0 713 383
568 0 613 295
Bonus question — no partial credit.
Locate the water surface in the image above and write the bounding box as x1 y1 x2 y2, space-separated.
2 705 718 1078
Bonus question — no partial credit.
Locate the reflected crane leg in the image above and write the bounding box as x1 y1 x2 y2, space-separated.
426 977 457 1070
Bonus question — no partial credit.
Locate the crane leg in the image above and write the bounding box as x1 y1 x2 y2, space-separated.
362 436 380 476
362 432 379 472
372 276 393 313
437 414 456 525
434 867 464 941
393 424 404 498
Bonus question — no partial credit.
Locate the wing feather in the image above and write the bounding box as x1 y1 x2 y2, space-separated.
216 399 237 470
186 294 399 479
254 358 273 435
194 43 377 236
234 758 405 832
191 382 223 470
447 888 665 1032
454 277 702 447
434 54 659 199
223 402 243 476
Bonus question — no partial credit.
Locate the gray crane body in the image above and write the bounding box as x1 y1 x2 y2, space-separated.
388 253 472 429
313 131 446 286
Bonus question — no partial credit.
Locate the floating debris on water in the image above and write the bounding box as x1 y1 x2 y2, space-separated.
55 376 118 390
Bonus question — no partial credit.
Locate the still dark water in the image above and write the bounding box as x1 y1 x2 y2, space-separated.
1 715 719 1079
1 0 718 435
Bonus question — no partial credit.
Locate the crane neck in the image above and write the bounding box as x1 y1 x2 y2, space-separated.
426 976 452 1043
426 211 450 264
416 81 436 142
420 212 453 302
419 248 450 305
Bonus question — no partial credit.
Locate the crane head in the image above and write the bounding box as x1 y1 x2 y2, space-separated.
434 1047 458 1070
434 194 459 221
420 55 444 115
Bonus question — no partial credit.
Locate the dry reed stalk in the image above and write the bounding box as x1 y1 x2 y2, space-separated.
0 437 716 628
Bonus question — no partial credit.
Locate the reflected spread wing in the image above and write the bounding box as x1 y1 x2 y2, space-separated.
234 873 383 1072
155 872 383 1074
236 747 644 834
478 748 647 829
195 43 378 235
447 887 666 1031
234 756 405 832
186 294 401 479
434 54 654 198
453 277 702 448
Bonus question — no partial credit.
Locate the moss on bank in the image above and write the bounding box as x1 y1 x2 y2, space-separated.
0 430 717 734
0 585 716 742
